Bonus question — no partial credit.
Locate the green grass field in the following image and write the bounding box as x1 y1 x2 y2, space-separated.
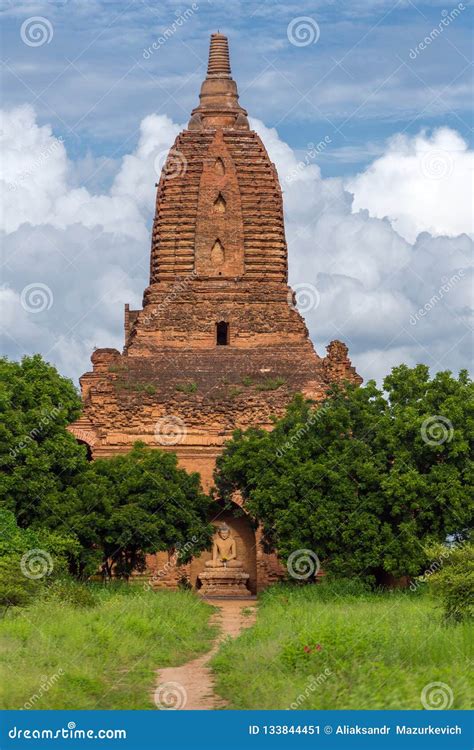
1 581 472 710
211 584 473 710
0 584 215 710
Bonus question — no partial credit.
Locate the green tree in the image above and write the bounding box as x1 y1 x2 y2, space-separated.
215 365 473 585
74 443 214 578
0 355 88 529
1 356 214 580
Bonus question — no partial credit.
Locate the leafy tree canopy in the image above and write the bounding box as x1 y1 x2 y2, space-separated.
0 357 213 581
74 443 214 578
215 365 473 584
0 508 79 561
0 355 88 529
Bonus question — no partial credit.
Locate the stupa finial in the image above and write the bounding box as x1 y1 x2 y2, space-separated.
188 32 249 130
207 32 231 77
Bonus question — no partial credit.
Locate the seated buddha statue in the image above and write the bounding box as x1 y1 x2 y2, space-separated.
205 524 243 568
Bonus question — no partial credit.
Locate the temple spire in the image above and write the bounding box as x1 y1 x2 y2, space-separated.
188 33 249 130
207 32 231 77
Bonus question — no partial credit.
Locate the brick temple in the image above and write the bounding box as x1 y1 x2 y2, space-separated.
69 34 361 592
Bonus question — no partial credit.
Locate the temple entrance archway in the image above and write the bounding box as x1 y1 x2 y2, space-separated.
67 423 97 461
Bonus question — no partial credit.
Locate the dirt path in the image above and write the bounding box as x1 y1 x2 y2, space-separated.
153 599 256 710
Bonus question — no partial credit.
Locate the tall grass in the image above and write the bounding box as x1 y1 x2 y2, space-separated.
0 583 215 709
211 583 473 709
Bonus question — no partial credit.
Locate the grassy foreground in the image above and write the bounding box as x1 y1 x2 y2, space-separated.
212 584 473 710
0 584 215 709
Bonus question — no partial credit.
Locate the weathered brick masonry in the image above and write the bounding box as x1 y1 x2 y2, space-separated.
69 34 361 591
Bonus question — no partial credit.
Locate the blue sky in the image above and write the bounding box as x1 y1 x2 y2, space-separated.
2 0 472 179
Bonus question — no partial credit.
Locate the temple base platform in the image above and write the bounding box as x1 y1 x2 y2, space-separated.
198 568 250 597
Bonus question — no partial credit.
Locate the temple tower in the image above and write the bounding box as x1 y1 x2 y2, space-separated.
69 34 361 591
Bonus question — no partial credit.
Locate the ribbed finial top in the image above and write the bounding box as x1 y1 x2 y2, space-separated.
188 32 249 130
207 33 231 77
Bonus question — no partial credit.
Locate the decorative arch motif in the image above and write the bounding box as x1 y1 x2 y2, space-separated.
214 157 225 175
211 239 225 265
213 193 226 213
67 424 97 461
194 130 244 277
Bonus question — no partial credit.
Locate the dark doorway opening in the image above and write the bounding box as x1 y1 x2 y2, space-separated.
216 321 229 346
77 440 93 461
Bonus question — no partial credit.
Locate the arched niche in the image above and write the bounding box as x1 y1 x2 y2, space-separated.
213 193 226 213
214 157 225 175
211 239 225 265
190 502 257 594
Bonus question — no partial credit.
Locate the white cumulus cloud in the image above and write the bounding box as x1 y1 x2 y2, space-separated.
1 107 472 384
346 127 474 243
0 105 180 240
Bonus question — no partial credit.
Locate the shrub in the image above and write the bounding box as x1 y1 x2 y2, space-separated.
0 556 39 611
41 578 98 609
228 387 243 398
175 382 198 394
424 541 474 622
255 376 286 391
0 510 80 610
